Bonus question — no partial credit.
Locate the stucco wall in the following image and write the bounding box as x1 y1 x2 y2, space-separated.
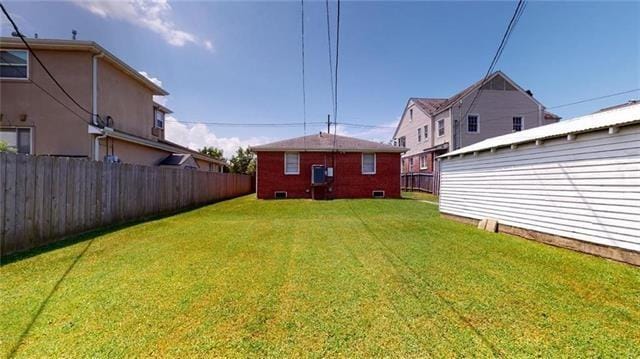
97 58 157 141
99 137 170 166
256 151 401 199
0 49 93 157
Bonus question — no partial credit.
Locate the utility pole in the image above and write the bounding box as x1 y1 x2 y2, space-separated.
327 114 331 134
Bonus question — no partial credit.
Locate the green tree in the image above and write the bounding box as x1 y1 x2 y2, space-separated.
0 140 16 153
199 146 225 161
229 147 256 175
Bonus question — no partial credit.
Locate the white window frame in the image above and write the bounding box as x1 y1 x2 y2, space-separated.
437 119 445 137
512 116 524 132
466 114 480 133
361 152 376 175
417 127 422 142
154 108 165 129
409 108 413 122
419 154 428 170
284 152 300 175
423 125 428 142
0 49 29 80
0 126 33 154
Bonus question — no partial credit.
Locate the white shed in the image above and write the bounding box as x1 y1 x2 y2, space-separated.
438 103 640 264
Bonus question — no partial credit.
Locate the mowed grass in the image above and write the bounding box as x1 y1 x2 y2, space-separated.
402 191 439 202
1 195 639 357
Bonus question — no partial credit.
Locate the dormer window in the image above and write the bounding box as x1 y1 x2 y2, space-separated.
154 108 165 129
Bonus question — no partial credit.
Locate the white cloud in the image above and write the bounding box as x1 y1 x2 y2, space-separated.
139 71 168 105
165 116 272 159
72 0 213 50
335 119 399 144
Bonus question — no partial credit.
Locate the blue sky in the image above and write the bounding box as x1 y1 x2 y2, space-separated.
2 1 638 156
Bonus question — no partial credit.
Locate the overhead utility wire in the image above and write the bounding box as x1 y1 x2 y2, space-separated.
332 0 341 152
0 52 91 125
301 0 307 148
1 2 96 122
325 0 335 119
461 0 526 122
459 87 640 126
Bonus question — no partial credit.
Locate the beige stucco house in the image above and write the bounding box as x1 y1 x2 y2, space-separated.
0 37 225 172
393 71 560 173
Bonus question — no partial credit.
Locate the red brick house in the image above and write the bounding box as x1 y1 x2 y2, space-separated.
250 133 408 199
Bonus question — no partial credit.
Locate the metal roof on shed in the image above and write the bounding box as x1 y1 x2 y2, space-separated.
442 103 640 158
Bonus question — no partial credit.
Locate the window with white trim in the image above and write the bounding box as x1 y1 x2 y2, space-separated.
423 125 428 141
417 127 422 142
0 127 32 154
409 108 413 122
0 50 28 79
154 108 165 129
467 115 479 133
409 157 414 169
397 136 406 147
419 154 428 169
362 153 376 174
437 119 445 137
284 152 299 174
513 116 523 132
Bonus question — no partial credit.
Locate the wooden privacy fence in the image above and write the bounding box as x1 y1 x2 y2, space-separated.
0 153 253 256
400 172 437 194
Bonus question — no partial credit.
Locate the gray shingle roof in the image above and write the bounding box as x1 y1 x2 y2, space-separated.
250 132 407 153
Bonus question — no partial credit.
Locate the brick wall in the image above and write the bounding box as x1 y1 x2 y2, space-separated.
402 153 434 173
256 151 401 199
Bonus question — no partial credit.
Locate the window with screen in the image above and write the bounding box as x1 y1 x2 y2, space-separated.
0 50 28 79
362 153 376 174
513 116 523 132
417 128 422 142
423 125 428 141
437 119 445 137
284 152 299 174
467 115 479 133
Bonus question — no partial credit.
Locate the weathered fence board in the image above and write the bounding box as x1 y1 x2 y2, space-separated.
400 173 437 194
0 153 253 256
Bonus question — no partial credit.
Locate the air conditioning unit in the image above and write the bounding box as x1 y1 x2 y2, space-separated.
104 155 120 163
151 127 164 137
312 165 327 185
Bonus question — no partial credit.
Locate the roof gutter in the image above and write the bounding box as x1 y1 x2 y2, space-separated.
102 127 226 165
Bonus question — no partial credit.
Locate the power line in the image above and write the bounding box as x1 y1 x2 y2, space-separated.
1 2 96 122
332 0 341 152
325 0 335 119
460 0 526 125
0 51 91 125
30 80 91 125
459 88 640 127
164 119 326 127
301 0 307 147
548 88 639 110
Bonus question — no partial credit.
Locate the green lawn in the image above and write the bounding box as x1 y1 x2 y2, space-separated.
402 190 439 202
1 195 638 357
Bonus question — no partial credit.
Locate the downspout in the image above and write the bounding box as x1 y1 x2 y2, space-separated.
92 52 105 160
94 133 107 161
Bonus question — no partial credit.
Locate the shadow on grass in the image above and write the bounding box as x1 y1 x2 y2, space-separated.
1 199 229 266
6 237 96 358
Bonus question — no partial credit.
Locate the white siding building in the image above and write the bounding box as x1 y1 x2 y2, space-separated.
438 103 640 264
